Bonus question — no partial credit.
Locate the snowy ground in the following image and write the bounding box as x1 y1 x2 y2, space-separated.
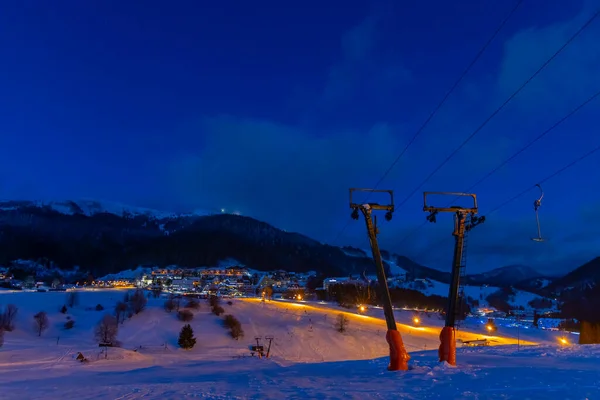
0 290 596 399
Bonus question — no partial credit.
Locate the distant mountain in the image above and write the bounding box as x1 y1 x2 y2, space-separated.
0 200 383 279
464 265 544 287
385 253 452 283
0 199 597 300
341 248 552 288
546 256 600 295
0 199 212 220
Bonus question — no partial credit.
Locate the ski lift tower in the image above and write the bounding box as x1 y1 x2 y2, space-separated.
423 192 485 366
349 188 410 371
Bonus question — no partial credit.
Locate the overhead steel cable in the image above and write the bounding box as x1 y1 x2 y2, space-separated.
330 0 525 245
393 9 600 211
410 141 600 262
396 87 600 246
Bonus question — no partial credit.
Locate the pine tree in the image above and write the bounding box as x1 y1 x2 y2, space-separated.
178 324 196 350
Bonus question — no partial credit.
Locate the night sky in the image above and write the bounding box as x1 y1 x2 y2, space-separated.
1 0 599 275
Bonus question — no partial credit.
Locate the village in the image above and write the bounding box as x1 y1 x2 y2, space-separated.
0 262 561 325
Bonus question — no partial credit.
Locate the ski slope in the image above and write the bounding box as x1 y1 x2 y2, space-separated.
0 290 596 399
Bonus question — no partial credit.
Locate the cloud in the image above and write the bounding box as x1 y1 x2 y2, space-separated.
402 207 600 276
164 5 599 277
497 4 600 116
306 11 412 129
168 116 413 242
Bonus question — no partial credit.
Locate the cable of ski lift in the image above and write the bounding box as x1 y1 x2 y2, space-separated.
410 141 600 261
392 9 600 213
329 0 525 246
395 87 600 248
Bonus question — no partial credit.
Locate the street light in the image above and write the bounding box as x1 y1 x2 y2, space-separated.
559 337 569 345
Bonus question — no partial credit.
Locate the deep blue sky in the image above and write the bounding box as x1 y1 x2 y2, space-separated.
1 0 599 274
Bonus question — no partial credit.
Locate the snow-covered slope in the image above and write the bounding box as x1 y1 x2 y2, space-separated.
388 278 557 313
0 290 595 399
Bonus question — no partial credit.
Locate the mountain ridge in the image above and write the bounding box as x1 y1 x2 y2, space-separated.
0 199 592 292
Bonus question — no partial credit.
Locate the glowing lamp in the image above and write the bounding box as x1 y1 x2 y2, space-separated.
559 337 568 345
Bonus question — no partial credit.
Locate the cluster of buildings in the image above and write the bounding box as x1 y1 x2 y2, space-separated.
90 279 136 288
131 266 316 298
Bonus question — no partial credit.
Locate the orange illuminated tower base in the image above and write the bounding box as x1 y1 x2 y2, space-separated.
386 329 410 371
438 326 456 366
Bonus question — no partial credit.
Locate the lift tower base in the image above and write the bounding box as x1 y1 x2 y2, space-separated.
423 192 485 366
350 188 410 371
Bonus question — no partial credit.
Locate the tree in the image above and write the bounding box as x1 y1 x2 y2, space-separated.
130 289 147 314
33 312 49 337
0 328 4 348
67 291 79 308
95 314 118 345
178 324 196 350
115 302 128 324
51 278 61 289
336 313 349 333
24 275 35 289
579 321 600 344
533 310 540 328
0 304 18 331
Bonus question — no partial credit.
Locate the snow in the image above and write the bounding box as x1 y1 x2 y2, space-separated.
98 266 151 281
0 290 596 399
388 278 556 312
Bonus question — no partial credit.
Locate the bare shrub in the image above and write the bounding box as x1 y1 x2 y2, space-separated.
164 299 175 313
186 298 200 310
115 302 128 324
223 314 244 340
336 313 349 333
212 305 225 316
0 304 18 331
177 309 194 322
95 314 118 345
130 289 147 314
33 312 49 337
208 295 220 308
